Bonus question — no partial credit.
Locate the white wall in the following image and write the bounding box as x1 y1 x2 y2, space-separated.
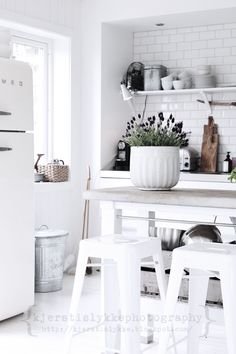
101 24 133 170
0 0 83 258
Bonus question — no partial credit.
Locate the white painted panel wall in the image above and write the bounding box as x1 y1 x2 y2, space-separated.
0 0 82 258
0 0 74 28
101 24 133 170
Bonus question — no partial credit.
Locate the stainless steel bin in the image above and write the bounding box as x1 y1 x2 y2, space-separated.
35 226 68 293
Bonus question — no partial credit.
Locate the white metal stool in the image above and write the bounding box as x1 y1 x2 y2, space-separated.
158 242 236 354
66 234 167 354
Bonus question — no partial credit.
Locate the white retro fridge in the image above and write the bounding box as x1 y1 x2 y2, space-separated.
0 58 34 320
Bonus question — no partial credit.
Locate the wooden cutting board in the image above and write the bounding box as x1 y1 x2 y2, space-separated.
200 116 219 173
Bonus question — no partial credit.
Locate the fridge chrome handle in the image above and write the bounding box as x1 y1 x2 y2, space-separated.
0 147 12 151
0 111 11 116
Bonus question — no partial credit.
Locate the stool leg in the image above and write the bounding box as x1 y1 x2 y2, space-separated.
117 253 141 354
220 268 236 354
152 250 167 302
158 258 184 354
101 260 120 354
65 243 88 354
187 269 209 354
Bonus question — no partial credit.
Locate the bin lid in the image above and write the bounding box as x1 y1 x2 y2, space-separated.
35 225 68 238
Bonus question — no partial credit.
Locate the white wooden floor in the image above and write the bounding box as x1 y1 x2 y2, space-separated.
0 273 227 354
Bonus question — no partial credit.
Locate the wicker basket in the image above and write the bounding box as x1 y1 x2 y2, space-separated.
38 164 69 182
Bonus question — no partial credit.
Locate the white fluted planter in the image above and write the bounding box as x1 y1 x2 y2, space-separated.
130 146 180 190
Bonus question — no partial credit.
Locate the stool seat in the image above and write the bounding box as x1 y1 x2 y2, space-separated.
79 234 163 259
174 242 236 270
159 242 236 354
65 234 167 354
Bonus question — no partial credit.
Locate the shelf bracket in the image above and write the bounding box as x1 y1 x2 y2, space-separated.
199 91 212 114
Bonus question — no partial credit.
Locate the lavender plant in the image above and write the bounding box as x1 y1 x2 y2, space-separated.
229 168 236 182
123 112 190 147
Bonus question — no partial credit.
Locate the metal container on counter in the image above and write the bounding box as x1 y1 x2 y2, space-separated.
144 65 167 91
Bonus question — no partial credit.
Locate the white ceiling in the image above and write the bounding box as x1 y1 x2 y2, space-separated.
109 7 236 32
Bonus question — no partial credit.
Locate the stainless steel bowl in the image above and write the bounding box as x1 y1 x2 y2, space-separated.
179 224 222 246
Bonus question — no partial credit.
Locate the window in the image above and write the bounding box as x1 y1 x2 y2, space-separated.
10 29 71 168
11 36 51 160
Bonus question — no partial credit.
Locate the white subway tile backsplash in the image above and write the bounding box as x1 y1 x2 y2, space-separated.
184 49 199 59
176 59 191 68
185 32 199 42
134 32 148 38
215 29 231 38
199 48 214 58
192 26 207 32
148 30 162 37
163 59 177 68
200 31 215 40
191 57 208 67
224 74 236 83
223 56 236 64
133 22 236 168
156 35 169 44
208 39 223 48
220 137 230 144
229 136 236 144
155 52 169 61
221 128 236 136
190 136 202 144
177 27 193 34
148 44 162 52
133 54 141 61
177 42 191 51
169 34 184 43
139 53 155 61
231 65 236 73
208 24 224 31
213 118 230 127
214 65 232 74
183 102 199 110
224 23 236 29
208 57 224 65
192 40 208 49
134 45 147 54
139 36 156 45
191 111 208 120
224 38 236 47
162 43 177 52
169 51 183 60
164 29 177 35
215 47 231 57
134 38 141 46
216 74 224 84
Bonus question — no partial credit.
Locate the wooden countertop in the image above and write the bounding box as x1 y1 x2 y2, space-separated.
84 186 236 210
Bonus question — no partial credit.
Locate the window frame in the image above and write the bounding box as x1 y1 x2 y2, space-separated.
11 32 54 161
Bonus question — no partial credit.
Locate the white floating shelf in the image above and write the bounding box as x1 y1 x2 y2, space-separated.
135 87 236 96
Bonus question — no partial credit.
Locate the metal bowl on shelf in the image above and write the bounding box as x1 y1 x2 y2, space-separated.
179 224 222 246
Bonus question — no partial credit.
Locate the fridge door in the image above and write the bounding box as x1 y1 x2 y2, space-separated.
0 58 33 132
0 132 34 320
